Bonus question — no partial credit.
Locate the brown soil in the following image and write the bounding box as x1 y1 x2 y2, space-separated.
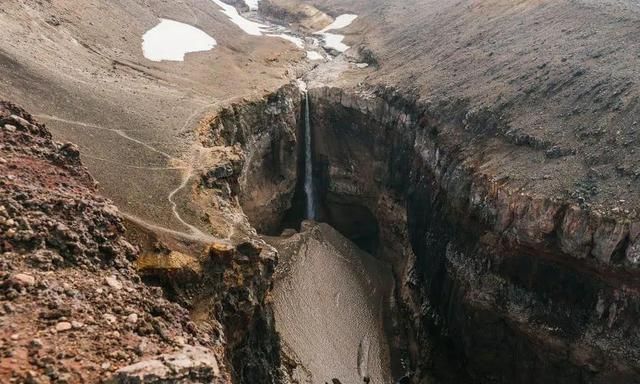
0 0 305 236
0 102 224 383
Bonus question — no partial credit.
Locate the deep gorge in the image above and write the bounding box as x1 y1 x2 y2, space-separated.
196 81 640 384
5 1 640 383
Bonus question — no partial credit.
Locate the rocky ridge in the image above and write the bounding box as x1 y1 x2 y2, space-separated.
0 100 280 383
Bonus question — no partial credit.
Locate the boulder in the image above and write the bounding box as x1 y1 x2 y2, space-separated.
109 346 222 383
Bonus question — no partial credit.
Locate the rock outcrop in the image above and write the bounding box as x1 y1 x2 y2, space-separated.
259 0 333 32
125 224 281 384
0 101 232 382
307 86 640 383
110 346 223 384
187 83 309 383
197 83 303 235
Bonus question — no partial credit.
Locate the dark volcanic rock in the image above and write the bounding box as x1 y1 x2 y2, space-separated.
198 83 302 235
307 86 640 384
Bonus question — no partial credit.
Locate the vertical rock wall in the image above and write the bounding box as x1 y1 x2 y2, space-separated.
198 83 303 235
193 83 304 383
307 86 640 383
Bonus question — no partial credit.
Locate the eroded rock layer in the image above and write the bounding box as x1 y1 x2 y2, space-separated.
307 86 640 383
189 82 307 383
197 83 303 237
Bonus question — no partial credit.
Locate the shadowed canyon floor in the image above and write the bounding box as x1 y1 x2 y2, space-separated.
266 222 394 384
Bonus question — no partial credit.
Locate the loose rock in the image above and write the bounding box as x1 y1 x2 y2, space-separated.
7 273 36 287
105 276 123 290
126 313 138 324
55 322 72 332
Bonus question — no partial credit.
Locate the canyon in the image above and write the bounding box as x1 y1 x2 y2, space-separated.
2 0 640 383
196 71 640 382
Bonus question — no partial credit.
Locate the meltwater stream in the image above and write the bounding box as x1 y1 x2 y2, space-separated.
304 91 316 219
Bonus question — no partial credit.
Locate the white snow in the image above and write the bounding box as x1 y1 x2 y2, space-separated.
315 14 358 53
244 0 260 11
319 33 349 52
268 33 304 48
211 0 267 36
142 19 217 62
318 14 358 33
208 0 305 51
306 51 324 60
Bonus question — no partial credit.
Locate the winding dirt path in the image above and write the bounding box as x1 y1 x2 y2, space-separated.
34 114 177 159
34 112 222 244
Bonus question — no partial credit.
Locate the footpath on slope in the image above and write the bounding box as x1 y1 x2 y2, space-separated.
0 101 229 382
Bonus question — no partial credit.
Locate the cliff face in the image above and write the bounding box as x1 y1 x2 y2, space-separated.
197 83 302 236
131 84 306 384
187 82 304 383
307 86 640 383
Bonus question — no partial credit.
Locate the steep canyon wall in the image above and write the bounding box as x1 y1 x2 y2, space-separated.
308 86 640 384
189 79 640 383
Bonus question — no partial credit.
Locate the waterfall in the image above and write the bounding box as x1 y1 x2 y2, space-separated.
304 91 315 220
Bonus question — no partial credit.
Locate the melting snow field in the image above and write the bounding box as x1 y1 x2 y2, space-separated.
268 33 304 48
316 14 358 52
306 51 323 60
319 33 349 52
244 0 260 11
210 0 303 49
142 19 216 62
318 14 358 33
211 0 267 36
141 6 356 62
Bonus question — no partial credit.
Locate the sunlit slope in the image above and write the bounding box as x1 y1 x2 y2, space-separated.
0 0 302 235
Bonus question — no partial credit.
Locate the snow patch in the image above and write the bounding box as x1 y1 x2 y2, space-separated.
142 19 216 62
318 14 358 33
268 34 304 48
306 51 324 61
211 0 268 36
319 33 349 52
209 0 304 51
315 14 358 53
